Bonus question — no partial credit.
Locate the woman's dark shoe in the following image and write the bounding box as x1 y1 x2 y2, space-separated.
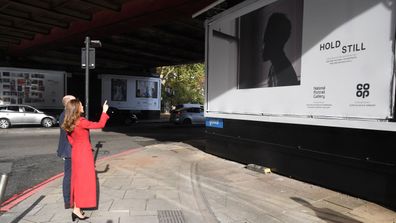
72 212 89 221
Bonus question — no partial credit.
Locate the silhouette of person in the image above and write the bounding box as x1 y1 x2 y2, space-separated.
262 13 299 87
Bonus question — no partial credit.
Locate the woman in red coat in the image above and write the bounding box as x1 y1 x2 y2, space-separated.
62 99 109 221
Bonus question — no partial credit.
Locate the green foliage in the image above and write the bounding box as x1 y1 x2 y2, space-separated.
157 63 205 111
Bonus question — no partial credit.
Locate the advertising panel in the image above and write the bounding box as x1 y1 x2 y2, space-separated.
0 67 65 109
111 79 127 101
101 75 160 111
136 80 158 99
206 0 396 130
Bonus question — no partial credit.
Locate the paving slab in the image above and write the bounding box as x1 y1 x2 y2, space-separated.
0 142 395 223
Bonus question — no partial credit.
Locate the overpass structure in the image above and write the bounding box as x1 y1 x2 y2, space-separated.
0 0 240 116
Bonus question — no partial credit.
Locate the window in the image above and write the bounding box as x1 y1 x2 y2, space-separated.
7 106 20 112
0 106 6 111
23 106 36 113
187 108 201 113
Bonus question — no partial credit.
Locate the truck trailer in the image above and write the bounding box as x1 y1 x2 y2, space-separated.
101 74 161 120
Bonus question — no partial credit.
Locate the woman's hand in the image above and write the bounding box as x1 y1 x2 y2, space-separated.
103 100 109 113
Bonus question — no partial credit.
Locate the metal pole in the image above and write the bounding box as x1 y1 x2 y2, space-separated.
0 173 8 203
85 36 90 119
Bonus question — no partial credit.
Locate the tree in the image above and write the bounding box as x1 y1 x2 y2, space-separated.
157 63 205 112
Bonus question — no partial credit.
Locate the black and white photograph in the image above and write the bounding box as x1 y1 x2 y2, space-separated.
24 87 29 97
238 0 303 89
18 79 25 85
136 80 158 98
10 79 16 91
11 73 24 78
31 73 45 78
111 78 127 101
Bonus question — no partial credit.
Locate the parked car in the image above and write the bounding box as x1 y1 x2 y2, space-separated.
106 107 138 126
170 107 205 125
175 103 203 110
0 105 57 129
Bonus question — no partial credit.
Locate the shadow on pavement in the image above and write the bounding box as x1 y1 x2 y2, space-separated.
96 164 110 174
102 123 206 151
290 197 363 223
11 195 45 223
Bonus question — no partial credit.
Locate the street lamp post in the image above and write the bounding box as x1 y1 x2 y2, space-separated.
84 36 90 119
82 36 101 119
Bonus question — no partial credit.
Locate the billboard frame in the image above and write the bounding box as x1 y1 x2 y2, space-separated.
204 0 396 132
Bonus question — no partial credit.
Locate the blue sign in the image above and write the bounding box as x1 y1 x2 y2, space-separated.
205 118 224 128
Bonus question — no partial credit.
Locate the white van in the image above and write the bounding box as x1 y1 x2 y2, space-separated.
175 103 202 109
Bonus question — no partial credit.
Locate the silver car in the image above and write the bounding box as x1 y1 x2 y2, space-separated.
169 107 205 125
0 105 56 129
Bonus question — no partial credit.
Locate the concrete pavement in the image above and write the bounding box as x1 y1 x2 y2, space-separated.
0 142 395 223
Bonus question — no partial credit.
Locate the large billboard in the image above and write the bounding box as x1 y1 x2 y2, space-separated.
101 75 160 111
0 67 65 109
205 0 396 130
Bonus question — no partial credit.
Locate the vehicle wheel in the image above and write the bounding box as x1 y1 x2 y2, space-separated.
183 118 192 125
42 118 54 128
0 119 10 129
124 118 134 125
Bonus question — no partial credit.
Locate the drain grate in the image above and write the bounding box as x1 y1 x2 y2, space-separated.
157 210 185 223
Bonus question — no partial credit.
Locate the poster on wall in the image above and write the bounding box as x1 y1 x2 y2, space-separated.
239 0 303 88
136 80 158 98
206 0 395 128
111 79 127 101
0 68 65 109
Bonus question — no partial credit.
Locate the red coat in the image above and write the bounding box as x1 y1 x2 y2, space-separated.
67 112 109 208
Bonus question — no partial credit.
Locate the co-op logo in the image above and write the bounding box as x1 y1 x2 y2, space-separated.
356 83 370 98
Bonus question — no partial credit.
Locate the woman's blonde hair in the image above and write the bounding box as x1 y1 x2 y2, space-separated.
62 99 82 133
